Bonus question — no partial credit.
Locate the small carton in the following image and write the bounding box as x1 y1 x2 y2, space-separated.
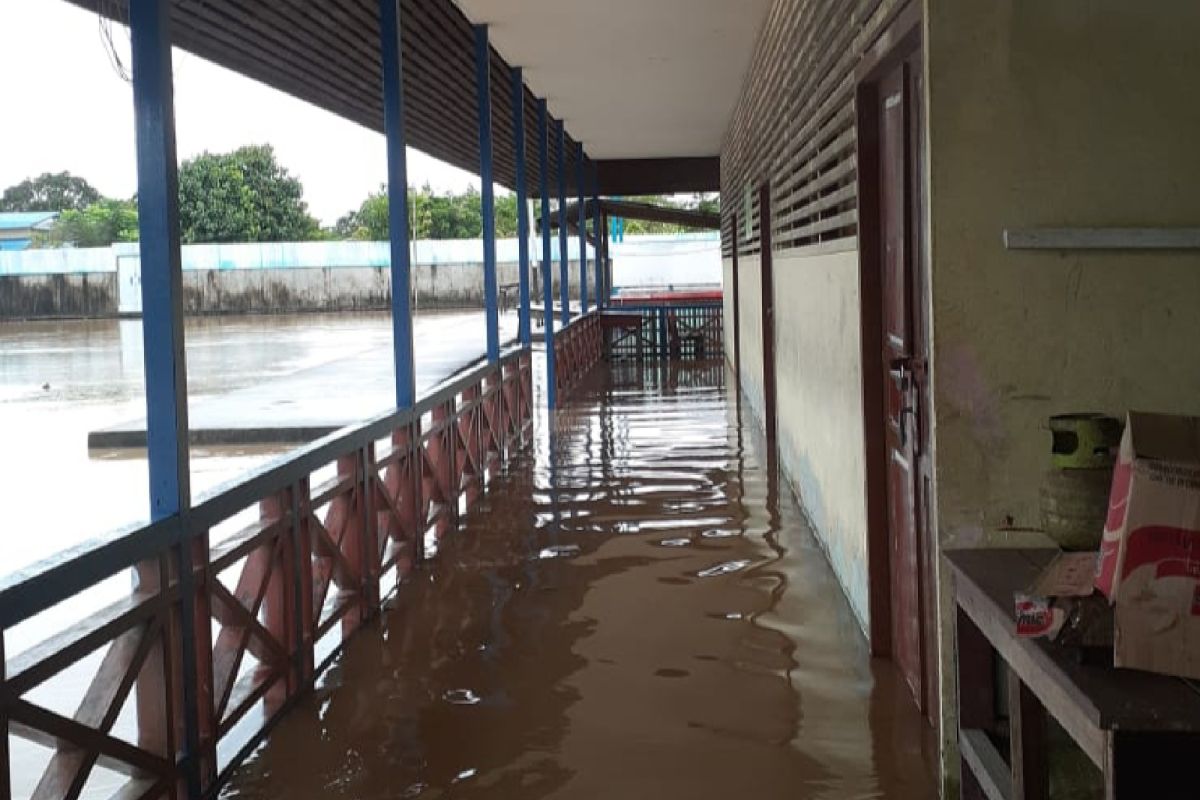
1095 412 1200 680
1015 552 1102 641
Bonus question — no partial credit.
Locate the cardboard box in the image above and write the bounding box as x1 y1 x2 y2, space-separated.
1096 411 1200 680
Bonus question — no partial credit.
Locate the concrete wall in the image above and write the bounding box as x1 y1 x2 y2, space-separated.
726 245 871 629
177 261 580 315
721 258 735 364
0 258 584 319
772 247 869 629
735 254 765 419
925 0 1200 783
0 273 116 318
0 235 676 319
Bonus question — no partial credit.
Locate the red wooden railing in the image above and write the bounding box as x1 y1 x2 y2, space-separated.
0 349 533 800
553 313 604 397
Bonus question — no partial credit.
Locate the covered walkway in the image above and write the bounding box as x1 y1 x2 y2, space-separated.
221 360 936 799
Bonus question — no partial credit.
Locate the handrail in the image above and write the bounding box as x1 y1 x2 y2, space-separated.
0 316 640 800
0 516 184 630
0 346 527 630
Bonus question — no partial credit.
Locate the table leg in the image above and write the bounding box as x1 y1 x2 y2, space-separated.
957 608 995 729
1008 667 1048 800
961 754 987 800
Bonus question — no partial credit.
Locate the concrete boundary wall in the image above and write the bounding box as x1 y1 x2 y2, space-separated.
0 235 721 319
0 238 591 319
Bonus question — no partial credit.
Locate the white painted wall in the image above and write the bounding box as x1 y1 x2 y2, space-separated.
771 247 869 629
721 257 735 364
610 233 721 289
724 244 869 630
736 253 764 421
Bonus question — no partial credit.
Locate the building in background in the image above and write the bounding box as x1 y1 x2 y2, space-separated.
0 212 58 251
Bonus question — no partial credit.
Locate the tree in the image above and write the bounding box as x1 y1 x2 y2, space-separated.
334 188 389 240
0 172 102 212
494 193 519 237
177 145 320 243
35 198 139 248
334 183 521 241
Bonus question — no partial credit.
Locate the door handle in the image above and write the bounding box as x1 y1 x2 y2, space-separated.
889 357 913 391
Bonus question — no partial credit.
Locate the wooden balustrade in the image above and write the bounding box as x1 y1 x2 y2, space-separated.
0 349 533 800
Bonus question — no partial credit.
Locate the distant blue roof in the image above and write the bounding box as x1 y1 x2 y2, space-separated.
0 212 58 231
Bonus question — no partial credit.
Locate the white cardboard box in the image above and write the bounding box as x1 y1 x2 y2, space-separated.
1096 411 1200 680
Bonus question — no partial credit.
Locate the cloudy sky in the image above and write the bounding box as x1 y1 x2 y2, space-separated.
0 2 481 224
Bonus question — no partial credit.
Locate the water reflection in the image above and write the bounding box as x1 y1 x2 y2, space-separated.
222 358 937 799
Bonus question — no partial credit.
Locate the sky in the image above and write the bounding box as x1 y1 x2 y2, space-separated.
0 2 481 225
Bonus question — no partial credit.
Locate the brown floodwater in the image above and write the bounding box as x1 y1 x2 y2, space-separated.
222 359 938 800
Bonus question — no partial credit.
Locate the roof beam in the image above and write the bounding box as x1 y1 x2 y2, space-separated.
540 199 719 232
595 158 721 196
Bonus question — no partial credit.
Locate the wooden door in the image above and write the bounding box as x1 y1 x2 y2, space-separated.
758 186 778 457
880 55 930 710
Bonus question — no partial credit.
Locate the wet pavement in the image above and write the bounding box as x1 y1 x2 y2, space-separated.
0 311 507 580
222 359 938 800
89 313 518 448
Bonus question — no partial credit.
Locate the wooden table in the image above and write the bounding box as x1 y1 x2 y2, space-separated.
948 549 1200 800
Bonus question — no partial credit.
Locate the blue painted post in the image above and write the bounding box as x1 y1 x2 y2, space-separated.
539 101 557 410
131 0 188 522
475 25 499 364
512 67 532 348
556 121 570 328
592 162 604 308
380 0 415 408
129 1 200 794
576 142 588 313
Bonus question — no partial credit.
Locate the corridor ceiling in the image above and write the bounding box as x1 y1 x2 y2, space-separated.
453 0 773 160
69 0 767 192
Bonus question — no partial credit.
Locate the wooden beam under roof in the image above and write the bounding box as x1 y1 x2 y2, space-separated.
540 198 720 233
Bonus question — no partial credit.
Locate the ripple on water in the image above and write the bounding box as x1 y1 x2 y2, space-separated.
218 359 937 800
537 544 581 560
442 689 481 706
695 559 752 578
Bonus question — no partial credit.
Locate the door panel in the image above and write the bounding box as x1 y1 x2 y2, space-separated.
880 61 925 709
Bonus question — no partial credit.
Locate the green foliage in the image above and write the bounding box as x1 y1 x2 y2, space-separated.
178 145 320 243
334 183 520 241
35 199 139 248
0 172 102 213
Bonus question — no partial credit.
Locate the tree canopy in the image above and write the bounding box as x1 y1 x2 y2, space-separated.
4 152 721 249
34 199 139 248
335 184 519 241
0 172 102 213
177 145 320 243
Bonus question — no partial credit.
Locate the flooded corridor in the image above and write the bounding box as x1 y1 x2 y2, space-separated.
222 359 937 800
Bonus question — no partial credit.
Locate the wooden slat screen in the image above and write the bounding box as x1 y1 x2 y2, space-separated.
73 0 580 195
721 0 904 258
